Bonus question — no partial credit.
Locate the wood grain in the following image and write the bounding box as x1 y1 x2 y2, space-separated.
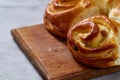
11 24 120 80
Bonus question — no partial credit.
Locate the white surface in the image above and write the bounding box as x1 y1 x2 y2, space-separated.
0 0 120 80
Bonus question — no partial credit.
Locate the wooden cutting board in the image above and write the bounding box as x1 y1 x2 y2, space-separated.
11 24 120 80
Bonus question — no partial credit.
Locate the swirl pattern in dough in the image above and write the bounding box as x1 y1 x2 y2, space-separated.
67 16 120 68
44 0 100 37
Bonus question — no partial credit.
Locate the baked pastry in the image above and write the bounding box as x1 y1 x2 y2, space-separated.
67 16 120 68
44 0 120 38
44 0 120 68
44 0 100 38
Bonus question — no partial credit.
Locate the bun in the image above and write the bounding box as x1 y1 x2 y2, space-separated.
44 0 81 38
44 0 120 68
67 16 120 68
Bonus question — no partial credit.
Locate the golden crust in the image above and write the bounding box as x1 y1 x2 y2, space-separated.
67 16 119 68
44 5 80 37
44 0 97 38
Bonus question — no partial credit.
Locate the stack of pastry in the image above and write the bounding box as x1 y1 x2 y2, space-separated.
44 0 120 68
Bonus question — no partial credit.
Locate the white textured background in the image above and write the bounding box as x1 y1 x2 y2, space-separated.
0 0 120 80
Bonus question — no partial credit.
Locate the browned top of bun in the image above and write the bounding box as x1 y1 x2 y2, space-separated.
44 0 98 37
